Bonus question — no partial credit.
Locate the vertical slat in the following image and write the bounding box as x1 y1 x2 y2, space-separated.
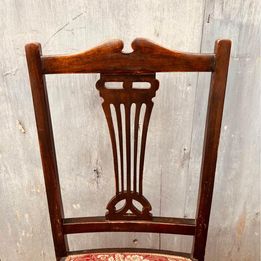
125 104 131 193
115 104 124 192
139 103 153 194
133 103 142 192
103 103 119 194
192 39 231 261
25 43 68 260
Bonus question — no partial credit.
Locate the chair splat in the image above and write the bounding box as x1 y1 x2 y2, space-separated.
96 74 159 220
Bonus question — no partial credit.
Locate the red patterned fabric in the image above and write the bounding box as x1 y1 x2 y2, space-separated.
65 253 190 261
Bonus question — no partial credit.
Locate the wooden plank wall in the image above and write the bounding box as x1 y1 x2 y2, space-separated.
0 1 260 260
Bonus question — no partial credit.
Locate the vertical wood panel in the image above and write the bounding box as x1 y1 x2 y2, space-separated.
185 0 261 260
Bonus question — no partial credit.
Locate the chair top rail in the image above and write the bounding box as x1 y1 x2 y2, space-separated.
34 38 215 74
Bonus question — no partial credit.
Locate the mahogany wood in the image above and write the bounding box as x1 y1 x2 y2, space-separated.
25 43 68 260
96 74 159 220
41 38 215 74
62 216 196 235
25 38 231 261
192 40 231 261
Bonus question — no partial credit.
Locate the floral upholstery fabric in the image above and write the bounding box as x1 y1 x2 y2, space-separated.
65 253 191 261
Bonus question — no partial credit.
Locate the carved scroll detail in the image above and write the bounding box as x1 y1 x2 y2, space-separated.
96 74 159 220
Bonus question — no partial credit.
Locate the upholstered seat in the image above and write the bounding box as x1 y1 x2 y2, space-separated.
65 252 191 261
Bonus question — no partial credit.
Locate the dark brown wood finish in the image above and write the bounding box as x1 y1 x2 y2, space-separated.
25 43 68 260
193 40 231 261
96 74 159 220
25 38 231 261
41 38 215 74
62 216 196 235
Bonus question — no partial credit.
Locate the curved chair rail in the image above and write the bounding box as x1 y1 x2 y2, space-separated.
36 38 216 74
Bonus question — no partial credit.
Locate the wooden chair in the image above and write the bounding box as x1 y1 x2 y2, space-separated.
25 38 231 261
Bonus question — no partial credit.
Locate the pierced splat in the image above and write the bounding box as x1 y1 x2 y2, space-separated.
96 74 159 220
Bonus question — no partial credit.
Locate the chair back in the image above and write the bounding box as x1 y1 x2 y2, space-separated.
25 38 231 260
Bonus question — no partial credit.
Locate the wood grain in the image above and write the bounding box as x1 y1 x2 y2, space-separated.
25 43 68 260
41 38 215 74
63 216 196 235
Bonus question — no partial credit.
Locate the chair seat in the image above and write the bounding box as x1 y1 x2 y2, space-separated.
65 252 191 261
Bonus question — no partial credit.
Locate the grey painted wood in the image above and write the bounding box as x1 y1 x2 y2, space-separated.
0 0 260 260
182 0 261 260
